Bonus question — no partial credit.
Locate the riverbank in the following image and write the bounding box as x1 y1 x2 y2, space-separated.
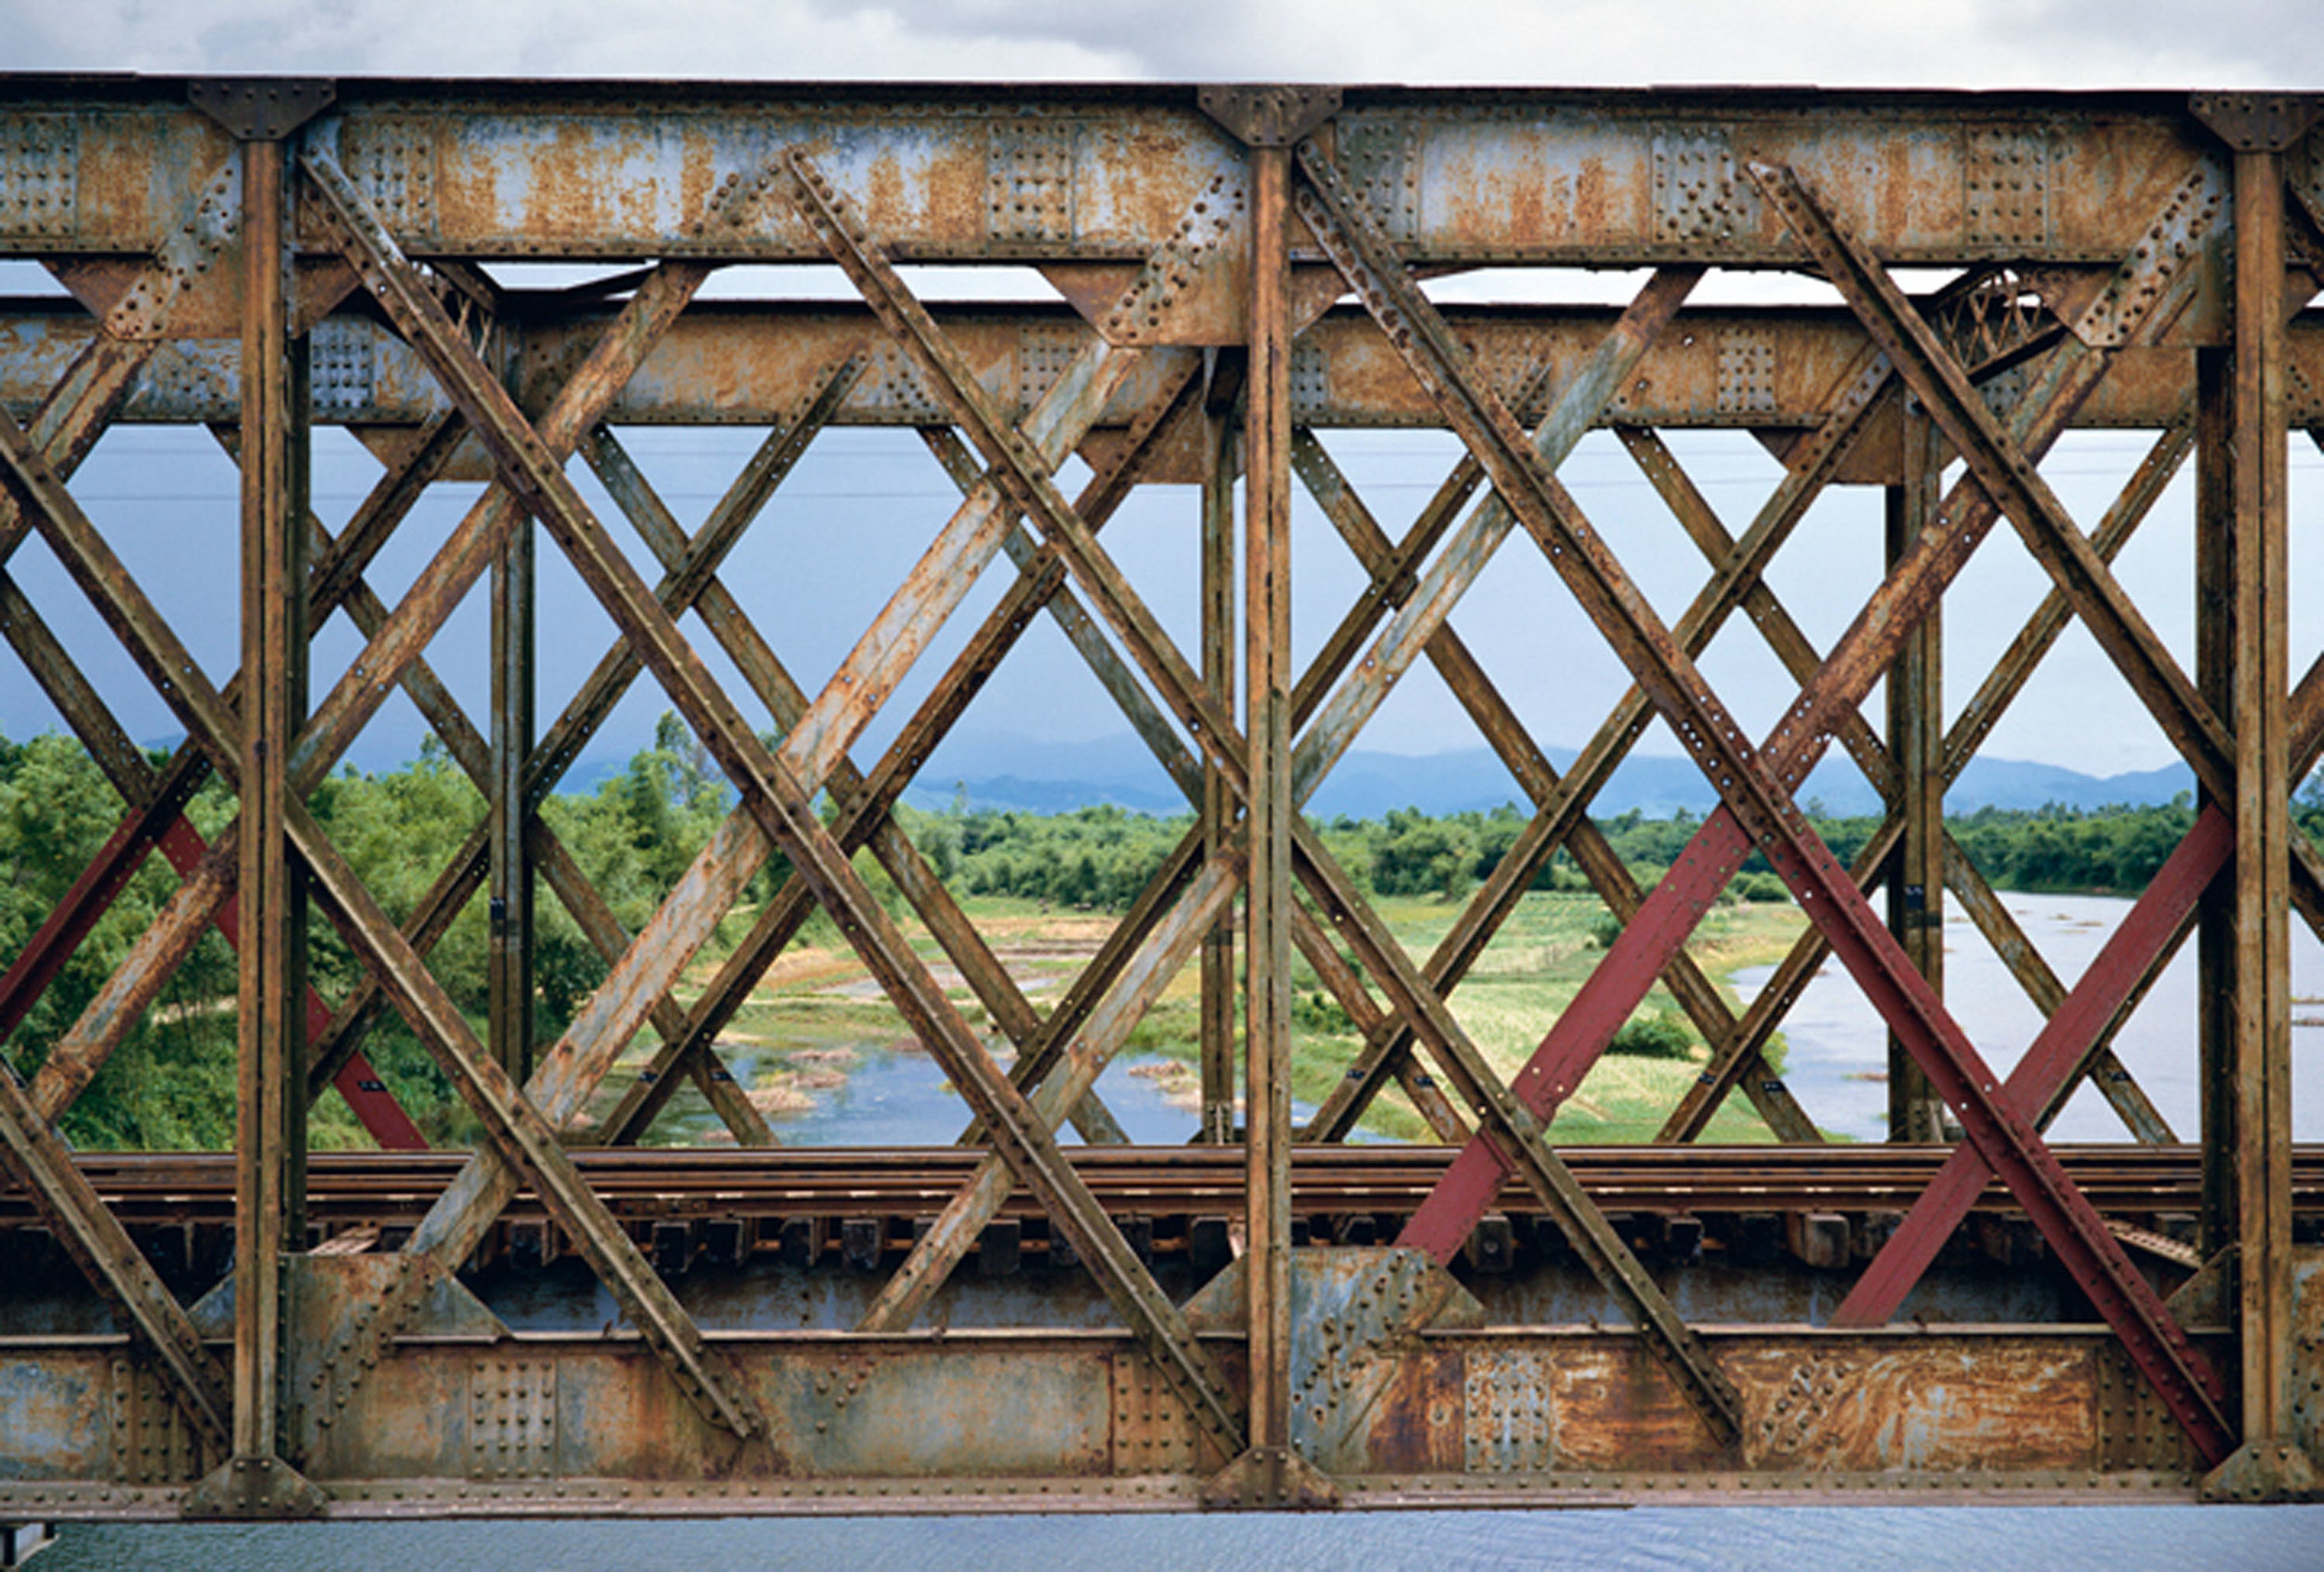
624 890 1810 1145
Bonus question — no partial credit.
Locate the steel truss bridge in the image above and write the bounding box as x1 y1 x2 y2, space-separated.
1 75 2322 1520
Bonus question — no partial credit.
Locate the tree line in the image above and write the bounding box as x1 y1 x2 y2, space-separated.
0 719 2294 1149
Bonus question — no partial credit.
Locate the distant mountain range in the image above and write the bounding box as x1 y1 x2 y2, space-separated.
890 732 2197 820
193 726 2193 821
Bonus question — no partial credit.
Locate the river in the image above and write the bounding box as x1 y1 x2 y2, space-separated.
1733 890 2324 1143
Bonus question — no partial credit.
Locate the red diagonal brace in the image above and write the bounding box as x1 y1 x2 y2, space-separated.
1835 804 2231 1325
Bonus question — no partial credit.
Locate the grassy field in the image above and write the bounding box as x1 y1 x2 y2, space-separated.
640 880 1812 1145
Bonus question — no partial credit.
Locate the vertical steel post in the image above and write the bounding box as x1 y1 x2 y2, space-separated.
1201 364 1240 1145
1885 412 1946 1143
2228 140 2298 1473
490 509 536 1082
2196 345 2238 1264
229 132 312 1496
1243 141 1295 1468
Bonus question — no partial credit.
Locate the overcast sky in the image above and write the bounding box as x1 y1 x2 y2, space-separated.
5 0 2323 86
2 4 2319 789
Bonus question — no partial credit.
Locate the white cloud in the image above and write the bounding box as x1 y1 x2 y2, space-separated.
3 0 2313 85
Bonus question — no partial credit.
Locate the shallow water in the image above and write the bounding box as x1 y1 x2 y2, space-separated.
1731 890 2324 1143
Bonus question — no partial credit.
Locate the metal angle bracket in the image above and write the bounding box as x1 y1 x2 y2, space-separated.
1198 86 1342 150
189 79 337 142
181 1455 330 1520
2188 92 2324 154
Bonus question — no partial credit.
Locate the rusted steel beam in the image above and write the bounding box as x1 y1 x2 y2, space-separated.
227 133 304 1470
27 296 2324 432
1199 386 1238 1145
594 374 1191 1150
487 508 535 1084
2198 350 2238 1265
1243 139 1297 1465
1885 414 1947 1143
2225 139 2299 1473
5 85 2252 269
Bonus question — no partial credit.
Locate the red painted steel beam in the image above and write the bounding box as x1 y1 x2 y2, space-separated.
1835 804 2232 1324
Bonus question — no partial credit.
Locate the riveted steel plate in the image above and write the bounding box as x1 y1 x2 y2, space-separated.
1717 329 1777 416
990 119 1076 247
0 115 76 240
1653 125 1760 247
469 1357 559 1481
1337 116 1421 244
108 1356 203 1486
337 117 438 241
1966 126 2052 250
1465 1348 1560 1473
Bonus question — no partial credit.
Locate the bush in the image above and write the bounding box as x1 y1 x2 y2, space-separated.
1608 1011 1696 1061
1294 989 1354 1035
1586 908 1625 949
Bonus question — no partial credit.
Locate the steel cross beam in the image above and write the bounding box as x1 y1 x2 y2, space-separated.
1289 429 1819 1143
1624 421 2180 1144
921 417 1474 1151
1289 134 2237 1466
576 416 1134 1147
0 279 423 1145
0 333 775 1445
1833 577 2324 1317
302 357 866 1150
432 222 1181 1191
1301 346 1897 1145
585 365 1197 1156
301 141 1250 1457
1837 806 2234 1324
1660 413 2199 1143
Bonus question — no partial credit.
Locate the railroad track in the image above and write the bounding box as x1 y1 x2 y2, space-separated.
14 1143 2317 1226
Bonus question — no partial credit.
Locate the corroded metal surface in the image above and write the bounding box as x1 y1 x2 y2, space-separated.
1 75 2321 1513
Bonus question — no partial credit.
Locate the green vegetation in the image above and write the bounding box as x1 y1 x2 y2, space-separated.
3 718 2265 1151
